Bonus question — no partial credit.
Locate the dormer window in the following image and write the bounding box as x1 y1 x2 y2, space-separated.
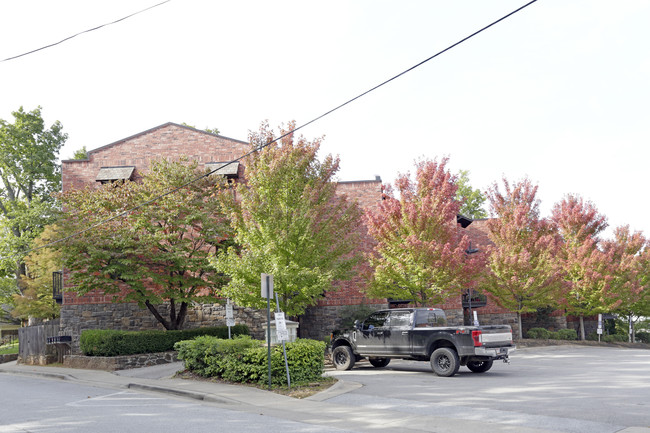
205 162 239 179
95 166 135 184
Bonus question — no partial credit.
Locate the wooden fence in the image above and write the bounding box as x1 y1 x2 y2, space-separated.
18 319 61 365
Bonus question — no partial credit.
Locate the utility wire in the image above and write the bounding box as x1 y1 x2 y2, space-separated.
1 0 171 63
8 0 539 259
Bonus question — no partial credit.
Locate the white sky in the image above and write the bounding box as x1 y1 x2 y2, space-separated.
1 1 649 239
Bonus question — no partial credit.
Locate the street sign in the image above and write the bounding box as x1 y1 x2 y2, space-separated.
226 318 235 327
275 312 289 341
597 313 603 335
261 273 274 299
225 303 234 319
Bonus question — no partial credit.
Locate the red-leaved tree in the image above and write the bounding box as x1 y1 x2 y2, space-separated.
551 194 611 340
483 178 561 339
602 226 647 342
365 158 484 306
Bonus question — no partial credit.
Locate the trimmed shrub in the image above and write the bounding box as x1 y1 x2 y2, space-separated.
635 331 650 344
603 334 628 343
80 324 249 356
526 327 551 339
554 329 577 341
176 337 326 386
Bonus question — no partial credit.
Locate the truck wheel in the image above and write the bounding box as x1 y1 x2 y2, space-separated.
430 347 460 377
467 359 493 373
369 357 390 368
332 346 356 370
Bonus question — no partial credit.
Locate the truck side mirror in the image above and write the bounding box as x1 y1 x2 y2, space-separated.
354 320 361 329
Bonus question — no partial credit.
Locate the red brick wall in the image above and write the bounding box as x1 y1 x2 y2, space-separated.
62 123 249 191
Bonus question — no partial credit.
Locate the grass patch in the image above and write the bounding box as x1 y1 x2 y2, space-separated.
0 341 18 355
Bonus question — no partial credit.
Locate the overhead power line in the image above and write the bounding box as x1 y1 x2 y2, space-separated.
8 0 539 260
1 0 171 63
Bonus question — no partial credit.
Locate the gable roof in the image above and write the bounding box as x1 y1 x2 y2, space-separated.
62 122 248 163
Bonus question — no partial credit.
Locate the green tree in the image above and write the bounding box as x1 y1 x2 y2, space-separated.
483 178 560 339
12 224 61 323
58 158 233 330
0 106 67 304
71 146 88 160
456 170 487 219
213 121 363 316
181 122 220 135
365 157 484 306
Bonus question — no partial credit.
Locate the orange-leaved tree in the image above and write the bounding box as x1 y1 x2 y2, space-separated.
551 194 611 340
483 178 561 339
365 157 484 306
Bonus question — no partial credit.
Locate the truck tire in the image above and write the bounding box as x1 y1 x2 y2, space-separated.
369 357 391 368
430 347 460 377
332 346 356 370
467 359 493 373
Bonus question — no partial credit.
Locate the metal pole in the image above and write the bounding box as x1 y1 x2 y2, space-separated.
275 293 291 389
267 275 272 390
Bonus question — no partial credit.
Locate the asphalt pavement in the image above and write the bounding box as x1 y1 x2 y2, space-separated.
1 353 649 433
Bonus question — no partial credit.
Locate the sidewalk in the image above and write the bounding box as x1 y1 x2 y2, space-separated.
1 360 648 433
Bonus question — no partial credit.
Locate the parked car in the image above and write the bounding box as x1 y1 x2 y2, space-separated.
330 308 515 377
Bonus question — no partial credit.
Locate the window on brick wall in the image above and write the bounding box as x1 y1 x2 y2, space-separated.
96 166 135 184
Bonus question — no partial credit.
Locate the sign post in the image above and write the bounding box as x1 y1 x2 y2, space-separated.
275 293 291 389
597 313 603 342
225 299 234 339
261 273 273 390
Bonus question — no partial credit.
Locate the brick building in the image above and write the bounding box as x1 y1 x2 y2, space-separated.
59 122 521 349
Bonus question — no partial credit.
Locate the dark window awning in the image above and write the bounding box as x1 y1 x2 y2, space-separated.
96 166 135 182
205 162 239 178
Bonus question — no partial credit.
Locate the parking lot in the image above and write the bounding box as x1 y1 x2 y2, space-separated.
324 345 650 433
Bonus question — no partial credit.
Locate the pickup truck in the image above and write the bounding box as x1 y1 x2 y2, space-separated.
330 308 515 377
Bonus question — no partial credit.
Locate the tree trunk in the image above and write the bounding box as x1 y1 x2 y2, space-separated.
517 311 523 340
579 315 586 341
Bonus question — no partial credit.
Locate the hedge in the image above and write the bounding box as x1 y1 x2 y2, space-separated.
175 336 326 386
526 327 577 340
80 324 249 356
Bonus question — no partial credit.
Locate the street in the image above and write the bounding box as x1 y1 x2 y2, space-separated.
0 345 648 433
0 375 355 433
324 345 650 433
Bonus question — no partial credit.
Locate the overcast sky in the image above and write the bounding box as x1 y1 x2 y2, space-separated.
2 1 649 238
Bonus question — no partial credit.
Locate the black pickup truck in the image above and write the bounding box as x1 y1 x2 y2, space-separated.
330 308 515 377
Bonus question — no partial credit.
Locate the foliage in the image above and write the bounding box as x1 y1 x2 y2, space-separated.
175 336 326 385
526 327 577 340
58 159 233 330
455 170 487 219
636 331 650 344
603 334 628 343
554 328 578 340
213 121 363 316
180 123 220 135
551 195 612 340
483 178 560 339
526 327 551 339
71 146 88 160
0 341 19 355
365 157 484 306
0 106 67 302
12 225 61 321
337 303 378 330
80 325 249 356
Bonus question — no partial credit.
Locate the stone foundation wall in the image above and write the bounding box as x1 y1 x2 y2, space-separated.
60 302 267 353
0 354 18 364
64 351 178 371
